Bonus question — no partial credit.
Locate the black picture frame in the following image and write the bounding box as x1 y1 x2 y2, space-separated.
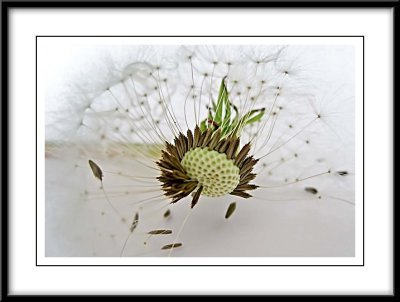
1 0 397 299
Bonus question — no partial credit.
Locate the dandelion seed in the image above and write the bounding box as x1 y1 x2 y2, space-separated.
225 202 237 219
88 160 103 181
161 243 183 250
129 212 139 233
304 187 319 195
147 229 173 235
163 209 171 218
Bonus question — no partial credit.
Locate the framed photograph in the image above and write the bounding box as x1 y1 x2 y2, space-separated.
38 35 362 263
2 0 396 297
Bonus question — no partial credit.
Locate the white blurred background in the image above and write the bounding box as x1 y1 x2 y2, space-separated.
41 40 356 258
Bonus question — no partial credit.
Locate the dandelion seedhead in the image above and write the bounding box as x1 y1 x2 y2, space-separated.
45 43 355 257
156 77 262 207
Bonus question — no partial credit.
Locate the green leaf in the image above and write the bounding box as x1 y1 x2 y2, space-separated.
214 77 231 126
201 77 266 139
244 108 265 125
200 119 208 132
229 108 266 137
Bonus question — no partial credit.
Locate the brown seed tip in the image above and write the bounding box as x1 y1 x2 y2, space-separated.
88 160 103 181
163 209 171 218
225 202 237 219
129 212 139 232
191 186 203 208
304 187 318 195
147 229 172 235
161 243 183 250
